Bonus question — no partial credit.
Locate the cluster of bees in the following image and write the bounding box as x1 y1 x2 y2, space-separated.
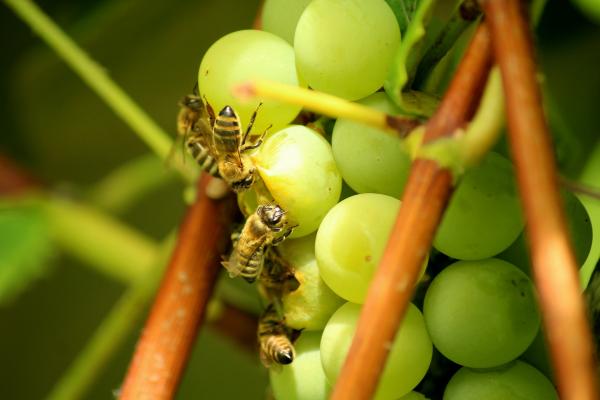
177 88 300 367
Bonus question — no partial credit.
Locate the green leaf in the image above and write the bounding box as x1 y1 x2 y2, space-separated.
384 0 440 116
385 0 420 36
0 201 55 304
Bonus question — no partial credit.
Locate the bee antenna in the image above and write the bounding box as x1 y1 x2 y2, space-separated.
192 82 200 96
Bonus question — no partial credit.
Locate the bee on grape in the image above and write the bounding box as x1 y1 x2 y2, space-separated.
223 204 296 283
258 304 296 368
258 247 299 302
176 86 269 192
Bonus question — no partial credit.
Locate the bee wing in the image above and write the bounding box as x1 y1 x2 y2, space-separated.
221 249 246 278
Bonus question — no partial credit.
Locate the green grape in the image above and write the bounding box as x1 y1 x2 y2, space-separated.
316 193 426 303
198 30 305 135
499 190 593 272
294 0 400 100
423 258 540 368
321 302 432 399
270 331 330 400
433 152 524 260
332 93 411 198
443 361 559 400
279 234 345 330
253 125 342 238
262 0 312 44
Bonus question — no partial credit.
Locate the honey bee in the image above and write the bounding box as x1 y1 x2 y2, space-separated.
222 204 295 283
258 304 295 367
176 87 268 192
258 247 299 303
176 87 219 176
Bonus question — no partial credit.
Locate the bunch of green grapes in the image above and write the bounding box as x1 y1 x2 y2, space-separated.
191 0 593 398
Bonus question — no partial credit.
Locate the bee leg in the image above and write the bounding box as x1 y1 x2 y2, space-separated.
271 231 290 246
241 123 272 152
202 95 216 126
242 102 263 145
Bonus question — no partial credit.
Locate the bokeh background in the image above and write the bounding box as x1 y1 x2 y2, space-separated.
0 0 599 399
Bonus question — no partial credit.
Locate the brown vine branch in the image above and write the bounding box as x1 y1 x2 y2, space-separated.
483 1 599 399
207 302 258 355
119 174 237 400
331 23 493 400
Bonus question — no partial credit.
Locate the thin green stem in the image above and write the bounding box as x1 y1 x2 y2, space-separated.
88 153 177 214
460 67 504 167
42 195 157 283
47 234 176 400
4 0 194 181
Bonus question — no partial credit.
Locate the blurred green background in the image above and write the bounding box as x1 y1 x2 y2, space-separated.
0 0 599 399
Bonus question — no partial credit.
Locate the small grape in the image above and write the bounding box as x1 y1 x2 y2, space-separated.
270 331 330 400
253 125 342 238
321 302 432 399
294 0 400 100
198 30 305 135
262 0 312 44
332 92 412 198
279 234 345 331
443 361 559 400
433 152 524 260
424 258 540 368
316 193 426 303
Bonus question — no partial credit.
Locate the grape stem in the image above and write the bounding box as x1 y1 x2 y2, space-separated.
483 0 599 399
331 22 493 400
119 174 238 400
234 80 421 138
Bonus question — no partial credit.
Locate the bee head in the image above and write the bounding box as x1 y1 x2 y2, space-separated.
258 204 285 227
181 95 202 111
231 172 255 192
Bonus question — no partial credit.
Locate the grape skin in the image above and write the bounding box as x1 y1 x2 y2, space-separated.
320 302 433 400
443 361 558 400
424 258 540 369
198 30 305 135
294 0 401 100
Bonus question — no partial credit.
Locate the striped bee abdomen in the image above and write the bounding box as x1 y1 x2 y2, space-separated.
186 141 219 177
213 106 242 154
258 306 295 367
236 247 265 283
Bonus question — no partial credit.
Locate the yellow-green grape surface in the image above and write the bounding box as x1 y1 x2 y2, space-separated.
253 125 342 238
262 0 312 44
198 30 305 134
294 0 400 100
270 331 330 400
316 193 427 303
321 302 432 399
332 92 411 198
443 361 558 400
424 259 540 368
279 234 345 330
433 152 523 260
